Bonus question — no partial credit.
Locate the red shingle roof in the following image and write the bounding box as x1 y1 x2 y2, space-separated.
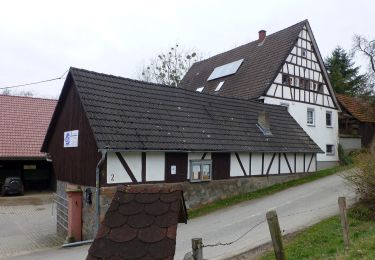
0 95 57 159
336 94 375 123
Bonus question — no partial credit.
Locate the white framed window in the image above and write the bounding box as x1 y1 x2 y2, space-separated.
190 160 212 182
307 108 315 126
326 111 333 127
326 145 335 155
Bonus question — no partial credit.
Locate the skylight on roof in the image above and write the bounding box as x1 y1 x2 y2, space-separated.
215 81 224 91
207 59 244 81
196 86 204 92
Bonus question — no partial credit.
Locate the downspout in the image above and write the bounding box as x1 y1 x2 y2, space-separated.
96 150 107 232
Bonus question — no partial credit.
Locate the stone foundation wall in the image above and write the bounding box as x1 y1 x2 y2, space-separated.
58 173 314 240
55 180 68 239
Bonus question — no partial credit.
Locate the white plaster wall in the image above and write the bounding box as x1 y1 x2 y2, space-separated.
106 152 142 184
146 152 165 181
296 154 304 173
250 153 262 175
264 97 339 162
230 152 249 177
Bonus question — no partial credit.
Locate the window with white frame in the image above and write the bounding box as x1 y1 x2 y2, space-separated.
307 108 315 126
190 160 212 182
326 111 333 127
326 145 335 155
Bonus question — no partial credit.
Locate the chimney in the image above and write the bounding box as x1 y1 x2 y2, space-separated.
258 30 267 42
257 111 272 135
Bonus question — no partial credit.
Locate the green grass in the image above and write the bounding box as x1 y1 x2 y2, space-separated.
188 165 352 219
260 204 375 259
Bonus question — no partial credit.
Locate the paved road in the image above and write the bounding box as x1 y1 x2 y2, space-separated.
0 193 63 259
10 172 356 260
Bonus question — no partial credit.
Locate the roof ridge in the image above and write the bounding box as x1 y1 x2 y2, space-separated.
69 67 284 110
191 19 307 66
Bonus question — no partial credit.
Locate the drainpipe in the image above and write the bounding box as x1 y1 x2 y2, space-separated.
95 150 107 232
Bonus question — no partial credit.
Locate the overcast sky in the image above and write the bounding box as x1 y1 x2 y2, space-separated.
1 0 374 98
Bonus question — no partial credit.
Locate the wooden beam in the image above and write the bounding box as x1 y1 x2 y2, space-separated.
283 153 293 174
115 152 138 184
141 152 146 183
307 154 314 172
266 153 276 175
235 152 247 176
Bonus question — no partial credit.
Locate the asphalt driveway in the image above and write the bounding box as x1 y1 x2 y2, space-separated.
10 171 356 259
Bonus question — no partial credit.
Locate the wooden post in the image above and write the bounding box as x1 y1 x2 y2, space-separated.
338 197 350 248
192 238 203 260
266 210 285 260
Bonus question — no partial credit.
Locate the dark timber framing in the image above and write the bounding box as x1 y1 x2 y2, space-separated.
235 152 247 176
141 152 146 183
115 152 138 184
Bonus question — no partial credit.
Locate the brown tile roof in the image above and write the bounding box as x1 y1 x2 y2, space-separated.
0 95 57 159
179 20 306 99
87 184 188 260
336 94 375 123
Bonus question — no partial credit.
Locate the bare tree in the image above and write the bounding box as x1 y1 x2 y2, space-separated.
139 44 202 87
1 89 34 97
352 35 375 75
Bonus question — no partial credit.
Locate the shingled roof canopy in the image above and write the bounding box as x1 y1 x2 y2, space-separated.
0 95 56 159
42 67 321 153
87 185 187 260
337 94 375 123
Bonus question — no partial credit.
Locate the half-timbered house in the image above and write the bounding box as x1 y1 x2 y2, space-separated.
180 20 340 169
42 67 321 239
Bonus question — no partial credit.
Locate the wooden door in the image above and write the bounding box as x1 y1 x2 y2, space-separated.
212 153 230 180
165 153 188 183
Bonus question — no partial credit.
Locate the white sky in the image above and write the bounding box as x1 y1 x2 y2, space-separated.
1 0 374 98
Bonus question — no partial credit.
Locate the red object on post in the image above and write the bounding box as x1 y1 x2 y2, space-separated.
66 188 82 241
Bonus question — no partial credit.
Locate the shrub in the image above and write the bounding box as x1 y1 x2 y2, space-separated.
345 152 375 205
338 144 353 165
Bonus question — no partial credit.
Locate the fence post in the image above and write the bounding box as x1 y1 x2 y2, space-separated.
266 210 285 260
192 238 203 260
338 197 350 249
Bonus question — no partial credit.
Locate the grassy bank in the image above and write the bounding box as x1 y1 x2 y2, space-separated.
260 204 375 259
188 165 352 219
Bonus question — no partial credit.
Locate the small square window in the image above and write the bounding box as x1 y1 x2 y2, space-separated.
282 74 289 85
299 78 304 88
307 108 315 126
326 145 335 155
190 160 212 182
326 111 333 127
289 77 294 86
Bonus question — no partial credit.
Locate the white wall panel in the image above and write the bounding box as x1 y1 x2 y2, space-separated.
250 153 262 175
146 152 165 181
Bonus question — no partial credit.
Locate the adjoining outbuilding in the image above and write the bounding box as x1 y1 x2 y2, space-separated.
336 94 375 150
0 94 57 194
42 67 322 239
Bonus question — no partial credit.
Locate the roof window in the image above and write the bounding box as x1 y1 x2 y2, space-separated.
215 81 224 91
196 86 204 92
207 59 244 81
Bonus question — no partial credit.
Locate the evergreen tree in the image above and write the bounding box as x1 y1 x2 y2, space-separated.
324 46 371 96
